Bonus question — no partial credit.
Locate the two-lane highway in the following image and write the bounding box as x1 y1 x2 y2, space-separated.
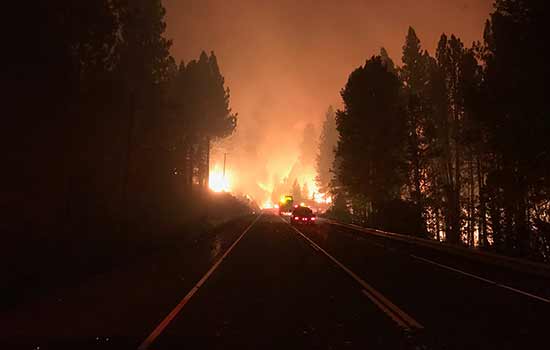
141 213 425 349
3 212 548 349
295 218 550 349
142 212 549 349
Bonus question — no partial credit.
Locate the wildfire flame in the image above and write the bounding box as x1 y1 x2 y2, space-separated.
300 173 332 204
313 192 332 204
260 200 279 209
257 173 332 208
209 165 232 192
261 200 273 209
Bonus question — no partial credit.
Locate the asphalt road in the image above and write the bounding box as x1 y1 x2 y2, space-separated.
2 212 549 349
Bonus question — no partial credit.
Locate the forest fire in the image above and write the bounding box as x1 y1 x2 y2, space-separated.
209 165 232 193
254 171 332 211
260 200 277 209
314 192 332 204
7 2 550 349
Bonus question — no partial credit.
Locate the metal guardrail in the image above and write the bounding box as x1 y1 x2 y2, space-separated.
325 219 550 279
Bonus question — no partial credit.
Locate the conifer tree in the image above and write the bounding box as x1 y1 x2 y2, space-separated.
316 106 338 193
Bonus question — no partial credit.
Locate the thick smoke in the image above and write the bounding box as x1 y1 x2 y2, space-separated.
163 0 492 204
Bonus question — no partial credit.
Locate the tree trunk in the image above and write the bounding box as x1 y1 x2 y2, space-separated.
469 154 475 246
120 91 136 234
515 174 529 257
477 154 488 248
205 136 210 189
436 208 441 241
182 135 192 193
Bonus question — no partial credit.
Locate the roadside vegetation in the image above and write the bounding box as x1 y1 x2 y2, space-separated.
321 0 550 262
3 1 248 308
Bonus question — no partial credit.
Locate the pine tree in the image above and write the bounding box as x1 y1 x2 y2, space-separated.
400 27 431 237
316 106 338 193
169 51 236 188
482 0 550 257
380 47 397 75
401 27 425 90
336 56 407 226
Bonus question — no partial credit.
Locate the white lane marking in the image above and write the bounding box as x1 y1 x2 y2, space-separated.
498 284 550 303
410 255 550 304
137 214 263 350
283 217 423 330
361 290 408 329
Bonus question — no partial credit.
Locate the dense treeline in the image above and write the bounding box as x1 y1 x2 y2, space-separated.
331 0 550 261
316 106 338 194
4 1 236 239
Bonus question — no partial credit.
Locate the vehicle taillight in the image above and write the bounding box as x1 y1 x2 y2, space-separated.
294 216 300 220
311 217 316 221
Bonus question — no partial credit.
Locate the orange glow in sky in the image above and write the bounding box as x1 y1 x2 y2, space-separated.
164 0 493 205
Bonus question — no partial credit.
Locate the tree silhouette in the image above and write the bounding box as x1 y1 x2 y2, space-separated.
481 0 550 257
336 56 407 226
380 47 397 75
5 0 237 243
331 3 550 261
316 106 338 193
400 27 432 236
167 51 237 190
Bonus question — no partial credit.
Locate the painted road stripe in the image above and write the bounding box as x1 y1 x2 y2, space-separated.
361 290 408 329
137 214 263 350
283 218 423 331
410 255 550 304
310 243 320 252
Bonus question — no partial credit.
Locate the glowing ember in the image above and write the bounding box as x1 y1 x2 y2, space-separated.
209 165 232 192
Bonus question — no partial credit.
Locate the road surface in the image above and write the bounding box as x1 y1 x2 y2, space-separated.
2 212 549 349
